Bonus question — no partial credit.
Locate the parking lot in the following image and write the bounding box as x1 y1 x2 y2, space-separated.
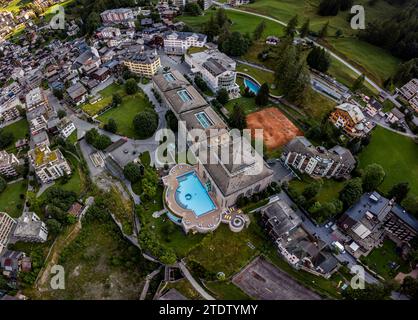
232 256 321 300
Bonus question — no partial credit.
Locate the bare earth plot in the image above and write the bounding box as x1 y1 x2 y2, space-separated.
246 107 303 150
232 256 321 300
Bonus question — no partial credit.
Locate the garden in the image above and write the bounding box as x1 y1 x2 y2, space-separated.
0 179 27 218
360 239 411 280
358 126 418 198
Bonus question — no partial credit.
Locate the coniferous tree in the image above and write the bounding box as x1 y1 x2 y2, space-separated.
255 83 270 106
318 21 329 38
307 47 331 72
285 15 299 38
318 0 340 16
253 20 266 40
300 19 310 38
387 182 410 203
230 104 247 130
352 74 365 92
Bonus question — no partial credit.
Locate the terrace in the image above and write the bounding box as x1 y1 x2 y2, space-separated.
162 164 223 233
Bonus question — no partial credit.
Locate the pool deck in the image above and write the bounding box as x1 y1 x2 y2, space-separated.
162 164 223 233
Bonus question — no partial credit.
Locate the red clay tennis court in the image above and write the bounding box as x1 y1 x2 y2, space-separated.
246 107 303 150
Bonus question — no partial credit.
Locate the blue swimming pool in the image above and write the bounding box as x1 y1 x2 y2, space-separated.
175 172 216 216
244 78 260 94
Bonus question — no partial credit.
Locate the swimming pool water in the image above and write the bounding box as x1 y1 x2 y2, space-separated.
195 111 213 129
244 78 260 94
176 172 216 216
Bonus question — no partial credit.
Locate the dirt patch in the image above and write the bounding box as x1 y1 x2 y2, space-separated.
232 256 321 300
246 107 302 150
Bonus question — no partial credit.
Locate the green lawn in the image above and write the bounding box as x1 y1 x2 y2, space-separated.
233 0 401 86
67 130 78 144
225 96 259 115
303 88 337 122
39 217 156 300
204 280 251 300
325 38 400 86
82 83 124 116
58 154 82 194
1 119 29 152
236 64 281 95
187 222 265 277
0 179 27 218
178 10 285 38
136 185 205 258
358 126 418 197
241 0 397 35
0 0 31 12
289 176 344 205
98 91 154 139
360 239 410 280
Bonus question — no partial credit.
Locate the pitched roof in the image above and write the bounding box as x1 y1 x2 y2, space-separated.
202 134 273 196
152 70 189 92
262 200 302 237
336 103 365 123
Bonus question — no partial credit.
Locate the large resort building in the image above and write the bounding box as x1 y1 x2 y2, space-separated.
153 70 273 233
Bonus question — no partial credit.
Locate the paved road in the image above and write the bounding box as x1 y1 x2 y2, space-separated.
178 261 215 300
140 268 161 300
213 1 384 94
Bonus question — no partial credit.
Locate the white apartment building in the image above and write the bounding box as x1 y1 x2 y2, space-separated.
399 78 418 100
28 145 71 184
185 49 240 94
228 0 250 6
57 117 76 139
100 8 134 24
25 87 50 113
163 32 207 55
173 0 186 7
29 115 48 136
398 79 418 113
97 26 121 39
13 212 48 243
0 150 19 177
0 97 21 123
0 212 16 254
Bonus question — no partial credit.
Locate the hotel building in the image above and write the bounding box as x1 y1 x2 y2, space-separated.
123 49 162 78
